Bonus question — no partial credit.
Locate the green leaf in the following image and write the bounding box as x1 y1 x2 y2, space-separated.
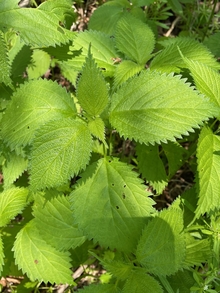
88 117 105 142
0 187 29 227
59 61 79 86
77 283 119 293
30 118 92 190
184 233 211 267
0 30 12 86
10 42 32 86
204 32 220 57
0 2 73 46
132 0 155 7
1 79 77 148
27 49 51 79
43 41 81 62
113 60 143 90
71 157 155 253
162 141 185 178
122 268 163 293
103 260 133 281
136 205 185 276
77 46 109 116
88 4 126 35
167 270 195 293
0 235 4 274
3 153 28 189
33 194 86 251
151 37 220 73
13 220 73 284
68 30 118 77
195 126 220 217
110 70 218 145
136 143 168 194
115 14 155 65
182 58 220 109
38 0 76 29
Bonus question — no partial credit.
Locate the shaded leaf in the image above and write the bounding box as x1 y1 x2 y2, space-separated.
71 157 155 253
0 31 12 86
0 235 4 274
136 205 185 276
136 143 167 194
88 4 127 35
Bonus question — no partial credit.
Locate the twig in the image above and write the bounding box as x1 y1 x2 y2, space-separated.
164 16 181 37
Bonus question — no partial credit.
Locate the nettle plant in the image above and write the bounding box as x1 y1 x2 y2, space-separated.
1 0 220 292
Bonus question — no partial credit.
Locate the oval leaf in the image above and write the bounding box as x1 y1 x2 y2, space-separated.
109 70 218 145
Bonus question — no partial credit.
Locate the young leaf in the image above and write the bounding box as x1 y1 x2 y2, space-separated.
1 79 77 148
113 60 143 90
13 220 73 284
30 118 92 190
195 126 220 217
33 194 86 251
3 153 28 189
0 31 12 86
136 205 185 276
0 235 4 274
122 268 163 293
115 14 155 65
103 260 133 281
136 143 168 194
77 46 109 116
151 37 220 73
69 30 118 77
0 1 73 46
182 58 220 109
0 187 29 227
110 70 218 145
88 117 105 142
71 157 155 253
